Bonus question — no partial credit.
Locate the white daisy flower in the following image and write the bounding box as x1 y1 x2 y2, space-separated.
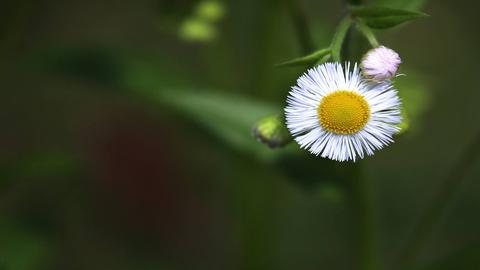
361 46 401 81
285 62 402 162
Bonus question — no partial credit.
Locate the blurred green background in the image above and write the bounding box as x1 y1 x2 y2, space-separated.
1 0 480 269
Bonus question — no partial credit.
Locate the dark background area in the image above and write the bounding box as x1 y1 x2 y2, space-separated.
1 0 480 269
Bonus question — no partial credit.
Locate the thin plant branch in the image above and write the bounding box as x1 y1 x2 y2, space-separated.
331 16 353 62
355 20 380 48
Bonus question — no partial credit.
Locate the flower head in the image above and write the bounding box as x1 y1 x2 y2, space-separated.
285 62 402 162
361 46 401 81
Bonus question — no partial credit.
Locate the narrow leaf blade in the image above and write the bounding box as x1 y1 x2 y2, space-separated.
276 48 330 67
31 47 290 160
350 6 428 29
155 89 288 160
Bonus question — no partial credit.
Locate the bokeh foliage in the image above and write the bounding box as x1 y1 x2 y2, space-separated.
1 0 480 270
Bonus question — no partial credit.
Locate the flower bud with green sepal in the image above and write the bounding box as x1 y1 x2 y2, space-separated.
252 115 292 148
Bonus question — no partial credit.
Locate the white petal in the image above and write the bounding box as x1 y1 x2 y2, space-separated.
285 62 402 162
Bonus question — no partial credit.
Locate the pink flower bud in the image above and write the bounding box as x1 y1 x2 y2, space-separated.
361 46 401 81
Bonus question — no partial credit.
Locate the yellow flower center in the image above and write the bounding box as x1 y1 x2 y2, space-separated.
317 91 370 134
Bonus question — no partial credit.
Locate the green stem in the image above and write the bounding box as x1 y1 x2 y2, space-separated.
341 2 379 269
331 17 353 62
346 164 379 270
285 0 315 54
396 130 480 269
286 1 378 270
355 21 380 48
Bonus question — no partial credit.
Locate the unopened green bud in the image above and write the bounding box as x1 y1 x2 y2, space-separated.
252 115 292 148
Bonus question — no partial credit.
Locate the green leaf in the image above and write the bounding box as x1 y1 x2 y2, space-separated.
371 0 428 11
350 6 428 29
152 89 292 161
330 17 352 61
29 48 295 161
120 56 295 160
276 48 330 67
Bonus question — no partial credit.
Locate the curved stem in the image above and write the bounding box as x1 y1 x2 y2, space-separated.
396 130 480 269
355 20 380 48
331 17 353 62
